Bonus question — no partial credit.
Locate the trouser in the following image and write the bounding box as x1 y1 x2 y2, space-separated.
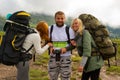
48 56 71 80
16 61 29 80
81 68 101 80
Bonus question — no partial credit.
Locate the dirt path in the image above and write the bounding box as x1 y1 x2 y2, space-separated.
0 64 16 80
0 63 120 80
100 66 120 80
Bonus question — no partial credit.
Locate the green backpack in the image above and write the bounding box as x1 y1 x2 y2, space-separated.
79 14 117 67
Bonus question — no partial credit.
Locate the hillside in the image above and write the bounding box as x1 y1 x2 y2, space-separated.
0 13 120 38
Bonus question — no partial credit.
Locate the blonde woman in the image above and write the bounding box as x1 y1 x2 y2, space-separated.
71 18 104 80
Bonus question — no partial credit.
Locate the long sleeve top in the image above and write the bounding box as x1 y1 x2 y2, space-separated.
22 29 49 55
76 30 104 72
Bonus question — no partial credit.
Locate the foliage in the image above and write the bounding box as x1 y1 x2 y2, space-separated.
106 66 120 75
112 39 120 58
0 31 5 35
0 15 5 31
30 69 48 80
30 13 54 27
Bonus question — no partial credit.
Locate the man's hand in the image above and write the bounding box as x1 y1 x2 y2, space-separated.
61 48 67 54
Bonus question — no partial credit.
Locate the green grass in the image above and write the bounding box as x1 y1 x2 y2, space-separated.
105 39 120 75
33 51 49 66
0 31 5 35
30 69 49 80
30 52 49 80
106 66 120 75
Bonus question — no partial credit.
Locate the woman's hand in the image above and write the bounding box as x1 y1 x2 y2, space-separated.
78 66 84 72
70 40 76 46
47 42 53 47
47 43 54 54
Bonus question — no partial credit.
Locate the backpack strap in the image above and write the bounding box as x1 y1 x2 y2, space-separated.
24 44 34 53
21 44 34 66
65 25 70 43
49 25 71 54
50 25 53 42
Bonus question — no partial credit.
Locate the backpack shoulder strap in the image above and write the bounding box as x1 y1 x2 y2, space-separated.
50 25 53 42
65 25 70 43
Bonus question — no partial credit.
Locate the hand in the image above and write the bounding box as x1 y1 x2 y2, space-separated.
70 40 76 46
61 48 67 54
78 66 84 72
49 47 54 54
47 42 53 47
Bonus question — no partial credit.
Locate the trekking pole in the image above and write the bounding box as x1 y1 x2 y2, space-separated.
108 59 110 67
33 54 35 62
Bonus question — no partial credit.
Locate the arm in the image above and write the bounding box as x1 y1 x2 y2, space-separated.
78 30 92 72
33 34 51 54
65 43 76 51
82 30 92 57
66 27 76 51
78 56 88 72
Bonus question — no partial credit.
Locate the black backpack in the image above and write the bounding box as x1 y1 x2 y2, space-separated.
0 11 36 66
49 25 72 55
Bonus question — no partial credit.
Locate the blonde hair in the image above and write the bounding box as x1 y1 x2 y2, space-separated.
36 21 49 42
71 18 84 35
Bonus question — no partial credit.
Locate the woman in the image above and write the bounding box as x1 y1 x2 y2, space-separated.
16 21 52 80
71 18 104 80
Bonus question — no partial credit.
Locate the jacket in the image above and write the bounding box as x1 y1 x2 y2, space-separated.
76 30 104 72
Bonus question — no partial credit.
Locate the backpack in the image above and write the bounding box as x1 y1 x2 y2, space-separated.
49 25 71 54
79 14 117 66
50 25 70 43
0 11 36 66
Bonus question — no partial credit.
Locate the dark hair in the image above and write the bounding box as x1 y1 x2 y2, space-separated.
55 11 65 18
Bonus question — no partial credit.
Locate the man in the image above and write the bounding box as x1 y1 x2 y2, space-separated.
48 11 75 80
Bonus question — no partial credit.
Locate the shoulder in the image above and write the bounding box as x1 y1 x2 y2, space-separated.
27 32 39 39
83 30 91 36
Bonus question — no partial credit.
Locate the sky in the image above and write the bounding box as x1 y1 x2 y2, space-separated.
0 0 120 28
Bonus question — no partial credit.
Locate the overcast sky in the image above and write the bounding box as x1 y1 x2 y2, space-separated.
0 0 120 28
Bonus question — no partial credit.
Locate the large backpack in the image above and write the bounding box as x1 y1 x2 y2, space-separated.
79 14 117 66
0 11 36 66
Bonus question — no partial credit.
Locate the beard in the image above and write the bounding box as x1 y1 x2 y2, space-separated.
56 23 64 27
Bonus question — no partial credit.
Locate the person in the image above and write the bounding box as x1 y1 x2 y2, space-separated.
16 19 53 80
71 18 104 80
48 11 75 80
